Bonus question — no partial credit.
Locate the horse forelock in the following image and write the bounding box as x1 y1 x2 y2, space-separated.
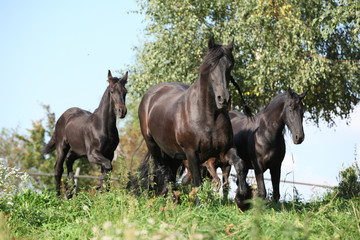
199 44 234 74
108 77 120 86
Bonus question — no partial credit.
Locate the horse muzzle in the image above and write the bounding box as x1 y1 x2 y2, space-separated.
293 133 304 144
115 104 127 119
216 95 230 110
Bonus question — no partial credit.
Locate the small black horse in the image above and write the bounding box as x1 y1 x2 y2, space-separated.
232 88 307 204
44 70 128 197
133 37 243 199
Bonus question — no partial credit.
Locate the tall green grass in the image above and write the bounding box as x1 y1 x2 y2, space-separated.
1 181 359 240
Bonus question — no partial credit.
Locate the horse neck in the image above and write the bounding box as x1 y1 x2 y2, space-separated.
260 95 286 138
189 74 220 120
93 87 117 130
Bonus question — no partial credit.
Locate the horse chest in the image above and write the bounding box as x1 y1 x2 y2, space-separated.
254 134 285 170
197 121 230 157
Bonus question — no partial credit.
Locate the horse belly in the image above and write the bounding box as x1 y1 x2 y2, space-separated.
141 84 186 159
64 116 88 156
150 124 184 159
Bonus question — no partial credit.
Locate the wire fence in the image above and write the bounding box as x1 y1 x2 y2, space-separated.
27 170 335 189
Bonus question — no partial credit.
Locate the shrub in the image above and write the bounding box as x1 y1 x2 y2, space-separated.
0 159 31 211
335 162 360 199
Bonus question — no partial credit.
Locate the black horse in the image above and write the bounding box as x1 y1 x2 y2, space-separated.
133 37 245 201
44 70 128 197
232 88 307 204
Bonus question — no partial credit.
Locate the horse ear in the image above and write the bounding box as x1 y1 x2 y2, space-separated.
287 87 295 97
299 90 308 100
208 36 215 49
107 70 115 86
227 37 234 50
121 71 128 85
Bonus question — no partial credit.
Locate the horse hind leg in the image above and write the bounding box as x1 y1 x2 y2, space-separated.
204 158 221 191
221 163 231 199
54 142 70 196
65 151 79 199
140 136 168 194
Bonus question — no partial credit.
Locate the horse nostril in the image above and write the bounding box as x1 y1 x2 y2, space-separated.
295 135 304 144
217 96 224 103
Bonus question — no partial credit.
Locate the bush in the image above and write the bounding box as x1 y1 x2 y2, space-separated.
0 159 31 212
335 162 360 199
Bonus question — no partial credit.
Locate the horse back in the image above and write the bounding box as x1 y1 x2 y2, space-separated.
56 107 91 156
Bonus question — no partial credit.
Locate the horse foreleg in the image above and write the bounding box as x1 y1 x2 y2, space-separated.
253 155 266 199
182 160 192 179
204 158 221 191
255 171 266 199
221 163 231 198
270 165 281 202
227 148 251 211
185 150 202 205
186 151 202 188
88 150 113 190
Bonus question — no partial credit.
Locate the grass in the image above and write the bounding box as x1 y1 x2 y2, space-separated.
1 181 360 240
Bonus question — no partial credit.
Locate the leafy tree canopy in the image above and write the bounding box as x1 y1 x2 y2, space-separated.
129 0 359 126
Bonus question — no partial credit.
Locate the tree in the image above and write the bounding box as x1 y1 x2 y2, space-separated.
115 97 148 179
129 0 359 126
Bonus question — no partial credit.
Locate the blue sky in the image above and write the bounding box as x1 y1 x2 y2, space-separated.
1 0 359 201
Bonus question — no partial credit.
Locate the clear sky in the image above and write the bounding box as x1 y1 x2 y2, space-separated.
1 0 359 201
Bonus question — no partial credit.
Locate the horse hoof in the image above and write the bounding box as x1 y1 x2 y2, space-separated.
64 189 73 200
102 162 113 171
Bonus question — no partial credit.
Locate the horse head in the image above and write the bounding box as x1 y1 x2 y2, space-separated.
201 37 235 110
283 87 307 144
108 70 128 119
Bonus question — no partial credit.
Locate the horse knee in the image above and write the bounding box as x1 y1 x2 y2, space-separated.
102 161 113 171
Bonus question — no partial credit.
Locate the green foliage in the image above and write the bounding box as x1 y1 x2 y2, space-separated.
129 0 359 126
335 162 360 199
0 160 31 211
0 104 56 188
115 97 147 178
1 185 360 239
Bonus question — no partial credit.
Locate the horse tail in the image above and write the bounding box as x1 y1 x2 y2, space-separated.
43 133 56 154
127 151 172 196
127 151 153 195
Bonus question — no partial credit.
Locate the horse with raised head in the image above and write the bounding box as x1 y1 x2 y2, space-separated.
181 88 307 207
231 88 307 204
44 70 128 197
134 37 247 202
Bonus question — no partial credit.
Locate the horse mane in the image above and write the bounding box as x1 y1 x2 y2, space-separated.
260 92 289 136
261 92 287 113
199 43 234 74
